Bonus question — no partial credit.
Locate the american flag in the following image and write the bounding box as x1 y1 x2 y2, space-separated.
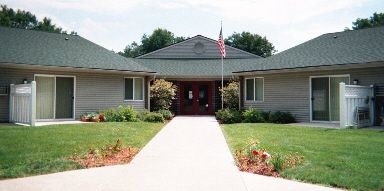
217 26 226 58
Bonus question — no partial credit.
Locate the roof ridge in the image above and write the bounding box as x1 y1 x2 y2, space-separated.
0 25 76 36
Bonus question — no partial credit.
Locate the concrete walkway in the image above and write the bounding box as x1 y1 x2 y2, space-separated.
0 116 341 191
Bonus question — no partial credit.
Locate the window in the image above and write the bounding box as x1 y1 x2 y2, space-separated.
124 77 144 100
245 77 264 101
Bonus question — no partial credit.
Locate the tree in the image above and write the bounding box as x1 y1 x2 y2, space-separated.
119 28 186 58
225 32 276 57
219 80 240 110
0 4 75 34
150 79 177 111
351 12 384 30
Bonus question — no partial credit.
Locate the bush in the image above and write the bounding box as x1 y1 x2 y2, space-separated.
137 109 150 121
243 108 265 123
156 109 174 120
150 79 177 111
215 109 242 124
261 111 271 122
143 112 164 123
269 111 295 124
220 80 240 109
118 105 137 122
102 105 137 122
103 108 125 122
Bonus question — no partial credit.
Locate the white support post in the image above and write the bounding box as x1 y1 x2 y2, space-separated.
147 78 151 112
339 82 346 128
30 81 36 126
9 84 14 123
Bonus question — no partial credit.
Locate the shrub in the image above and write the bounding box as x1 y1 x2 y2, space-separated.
156 109 174 120
137 109 150 121
269 111 295 124
243 108 265 123
215 109 242 124
103 108 124 122
143 112 164 123
150 79 177 111
118 105 137 122
261 111 271 122
219 80 240 109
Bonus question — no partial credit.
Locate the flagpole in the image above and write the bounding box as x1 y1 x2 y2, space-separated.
221 55 224 109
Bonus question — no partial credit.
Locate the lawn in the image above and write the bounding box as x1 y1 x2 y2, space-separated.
0 122 163 179
222 123 384 191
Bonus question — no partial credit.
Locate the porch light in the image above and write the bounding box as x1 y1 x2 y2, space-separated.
353 79 359 85
23 79 28 84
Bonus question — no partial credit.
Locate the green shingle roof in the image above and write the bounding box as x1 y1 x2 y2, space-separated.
0 27 154 73
233 26 384 73
136 58 258 77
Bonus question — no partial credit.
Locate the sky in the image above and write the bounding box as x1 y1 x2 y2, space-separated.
2 0 384 53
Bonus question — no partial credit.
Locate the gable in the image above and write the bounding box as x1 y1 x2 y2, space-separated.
137 35 260 59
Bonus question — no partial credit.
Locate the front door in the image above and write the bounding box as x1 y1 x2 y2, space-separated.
181 82 212 115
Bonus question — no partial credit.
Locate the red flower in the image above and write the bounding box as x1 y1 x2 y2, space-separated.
252 150 259 156
261 151 271 159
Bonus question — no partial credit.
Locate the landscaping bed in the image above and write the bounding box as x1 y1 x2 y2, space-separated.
222 123 384 191
0 122 163 179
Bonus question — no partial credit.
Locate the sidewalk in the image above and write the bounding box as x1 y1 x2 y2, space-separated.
0 116 341 191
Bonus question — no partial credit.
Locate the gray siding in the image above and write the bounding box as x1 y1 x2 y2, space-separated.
0 67 148 121
138 36 259 59
243 67 384 122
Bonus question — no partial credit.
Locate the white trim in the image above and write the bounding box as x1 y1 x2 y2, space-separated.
124 77 145 101
309 74 350 122
34 74 76 121
244 77 264 102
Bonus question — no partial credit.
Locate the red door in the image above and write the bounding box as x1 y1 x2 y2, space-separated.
180 82 212 115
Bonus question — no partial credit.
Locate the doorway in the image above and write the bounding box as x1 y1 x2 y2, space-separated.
35 75 75 120
180 82 212 115
311 75 349 122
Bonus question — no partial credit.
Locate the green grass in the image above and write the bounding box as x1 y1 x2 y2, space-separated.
0 122 163 179
222 123 384 191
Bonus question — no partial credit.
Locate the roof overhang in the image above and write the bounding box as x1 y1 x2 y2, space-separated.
0 62 157 76
233 61 384 76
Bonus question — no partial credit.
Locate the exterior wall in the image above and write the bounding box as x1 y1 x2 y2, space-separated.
242 66 384 122
138 36 259 59
0 67 149 122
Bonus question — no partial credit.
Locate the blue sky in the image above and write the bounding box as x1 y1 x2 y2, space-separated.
2 0 384 53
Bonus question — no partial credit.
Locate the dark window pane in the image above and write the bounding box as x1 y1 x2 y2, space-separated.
125 78 133 100
246 79 254 101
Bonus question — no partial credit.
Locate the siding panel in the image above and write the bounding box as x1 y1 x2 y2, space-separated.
0 67 148 121
243 67 384 122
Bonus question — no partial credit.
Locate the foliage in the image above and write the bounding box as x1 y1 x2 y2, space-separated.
118 28 186 57
136 109 150 121
270 154 285 172
143 112 164 123
215 109 242 124
225 31 276 57
150 79 177 111
118 105 137 122
349 12 384 30
242 108 265 123
219 80 240 109
0 122 163 178
269 111 295 124
80 112 105 122
156 109 174 120
0 4 76 34
102 105 137 122
234 139 277 176
261 111 271 122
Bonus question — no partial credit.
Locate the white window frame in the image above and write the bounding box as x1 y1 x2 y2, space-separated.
244 77 264 102
34 74 76 121
309 74 350 123
124 77 144 101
